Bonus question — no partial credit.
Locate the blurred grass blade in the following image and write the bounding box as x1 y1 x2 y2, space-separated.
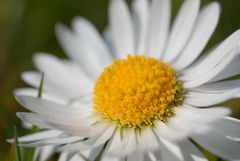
14 126 22 161
38 72 44 98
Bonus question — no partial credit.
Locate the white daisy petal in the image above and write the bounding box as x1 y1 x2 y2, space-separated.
55 24 105 79
17 112 50 129
154 119 191 142
182 46 238 88
192 129 240 161
127 150 144 161
185 89 240 106
22 71 42 88
38 145 56 161
191 79 240 92
87 145 105 161
211 117 240 141
33 53 93 93
137 127 159 151
59 124 115 151
159 138 183 161
20 136 82 147
49 121 110 138
69 154 85 161
21 71 89 99
173 2 220 70
109 0 135 58
178 139 207 161
181 29 240 87
105 128 122 154
15 95 93 119
58 152 69 161
7 130 61 143
175 105 230 124
132 0 149 55
106 128 137 156
146 0 171 58
72 17 112 62
209 54 240 82
163 0 200 63
14 88 66 104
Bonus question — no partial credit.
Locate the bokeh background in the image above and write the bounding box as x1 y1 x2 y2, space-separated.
0 0 240 160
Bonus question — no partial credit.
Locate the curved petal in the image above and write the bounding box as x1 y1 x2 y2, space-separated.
15 95 93 118
191 79 240 93
192 129 240 161
55 23 106 79
163 0 200 63
137 127 159 152
10 130 62 143
146 0 171 58
211 117 240 141
209 54 240 82
185 88 240 107
109 0 135 58
181 29 240 88
72 17 112 62
173 2 220 70
132 0 149 55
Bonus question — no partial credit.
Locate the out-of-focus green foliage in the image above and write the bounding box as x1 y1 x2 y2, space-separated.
0 0 240 160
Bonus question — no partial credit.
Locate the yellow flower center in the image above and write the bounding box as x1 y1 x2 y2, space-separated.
93 55 183 128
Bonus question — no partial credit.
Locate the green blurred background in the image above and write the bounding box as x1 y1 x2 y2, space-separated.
0 0 240 160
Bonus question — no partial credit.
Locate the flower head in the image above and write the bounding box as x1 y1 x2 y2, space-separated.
14 0 240 160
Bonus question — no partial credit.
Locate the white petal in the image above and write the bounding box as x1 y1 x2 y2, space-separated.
209 54 240 82
181 29 240 87
173 2 220 70
211 117 240 141
127 150 144 161
106 128 137 156
33 53 93 94
175 105 231 125
59 124 115 151
109 0 135 58
55 24 105 79
15 95 93 119
105 128 122 154
178 139 207 161
38 145 55 161
58 152 69 161
50 121 109 138
182 46 238 88
154 120 191 142
163 0 200 63
191 79 240 92
146 0 171 58
192 129 240 161
8 130 62 143
22 71 41 88
72 17 112 62
159 138 183 161
20 136 82 147
137 127 159 151
14 88 66 104
69 154 85 161
132 0 149 55
17 112 50 129
21 71 91 99
185 88 240 106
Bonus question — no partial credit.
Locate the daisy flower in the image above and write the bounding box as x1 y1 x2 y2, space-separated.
13 0 240 160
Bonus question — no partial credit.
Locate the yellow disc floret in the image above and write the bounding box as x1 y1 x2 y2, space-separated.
93 55 183 128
